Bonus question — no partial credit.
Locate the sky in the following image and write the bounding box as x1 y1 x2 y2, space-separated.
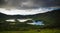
0 0 60 15
0 0 60 9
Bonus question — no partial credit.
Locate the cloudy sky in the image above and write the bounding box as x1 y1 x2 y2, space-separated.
0 0 60 15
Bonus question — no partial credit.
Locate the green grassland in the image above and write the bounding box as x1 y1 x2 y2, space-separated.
0 29 60 33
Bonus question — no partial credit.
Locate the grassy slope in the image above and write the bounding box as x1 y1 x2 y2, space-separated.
0 29 60 33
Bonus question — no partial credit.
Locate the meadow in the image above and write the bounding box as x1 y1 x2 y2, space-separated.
0 29 60 33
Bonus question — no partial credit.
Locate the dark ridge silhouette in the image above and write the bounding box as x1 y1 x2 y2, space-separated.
0 12 7 18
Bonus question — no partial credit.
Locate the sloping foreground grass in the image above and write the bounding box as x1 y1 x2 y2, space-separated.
0 29 60 33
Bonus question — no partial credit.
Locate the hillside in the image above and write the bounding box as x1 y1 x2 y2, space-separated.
0 9 60 28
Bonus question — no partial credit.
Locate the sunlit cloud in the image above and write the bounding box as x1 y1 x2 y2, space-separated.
0 7 57 15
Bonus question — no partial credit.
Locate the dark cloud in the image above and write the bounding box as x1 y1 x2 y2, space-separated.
0 0 6 5
43 0 60 7
0 0 60 9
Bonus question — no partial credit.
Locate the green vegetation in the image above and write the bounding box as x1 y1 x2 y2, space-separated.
0 29 60 33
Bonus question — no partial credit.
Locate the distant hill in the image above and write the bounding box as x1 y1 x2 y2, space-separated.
0 9 60 28
0 12 7 18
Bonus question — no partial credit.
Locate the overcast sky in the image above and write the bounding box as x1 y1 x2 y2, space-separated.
0 0 60 15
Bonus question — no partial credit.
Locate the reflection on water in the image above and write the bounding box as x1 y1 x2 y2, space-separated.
6 19 15 22
6 19 32 22
17 19 32 22
27 20 44 25
6 19 44 25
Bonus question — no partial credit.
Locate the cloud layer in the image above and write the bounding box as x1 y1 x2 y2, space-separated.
0 8 58 15
0 0 60 9
0 0 60 15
